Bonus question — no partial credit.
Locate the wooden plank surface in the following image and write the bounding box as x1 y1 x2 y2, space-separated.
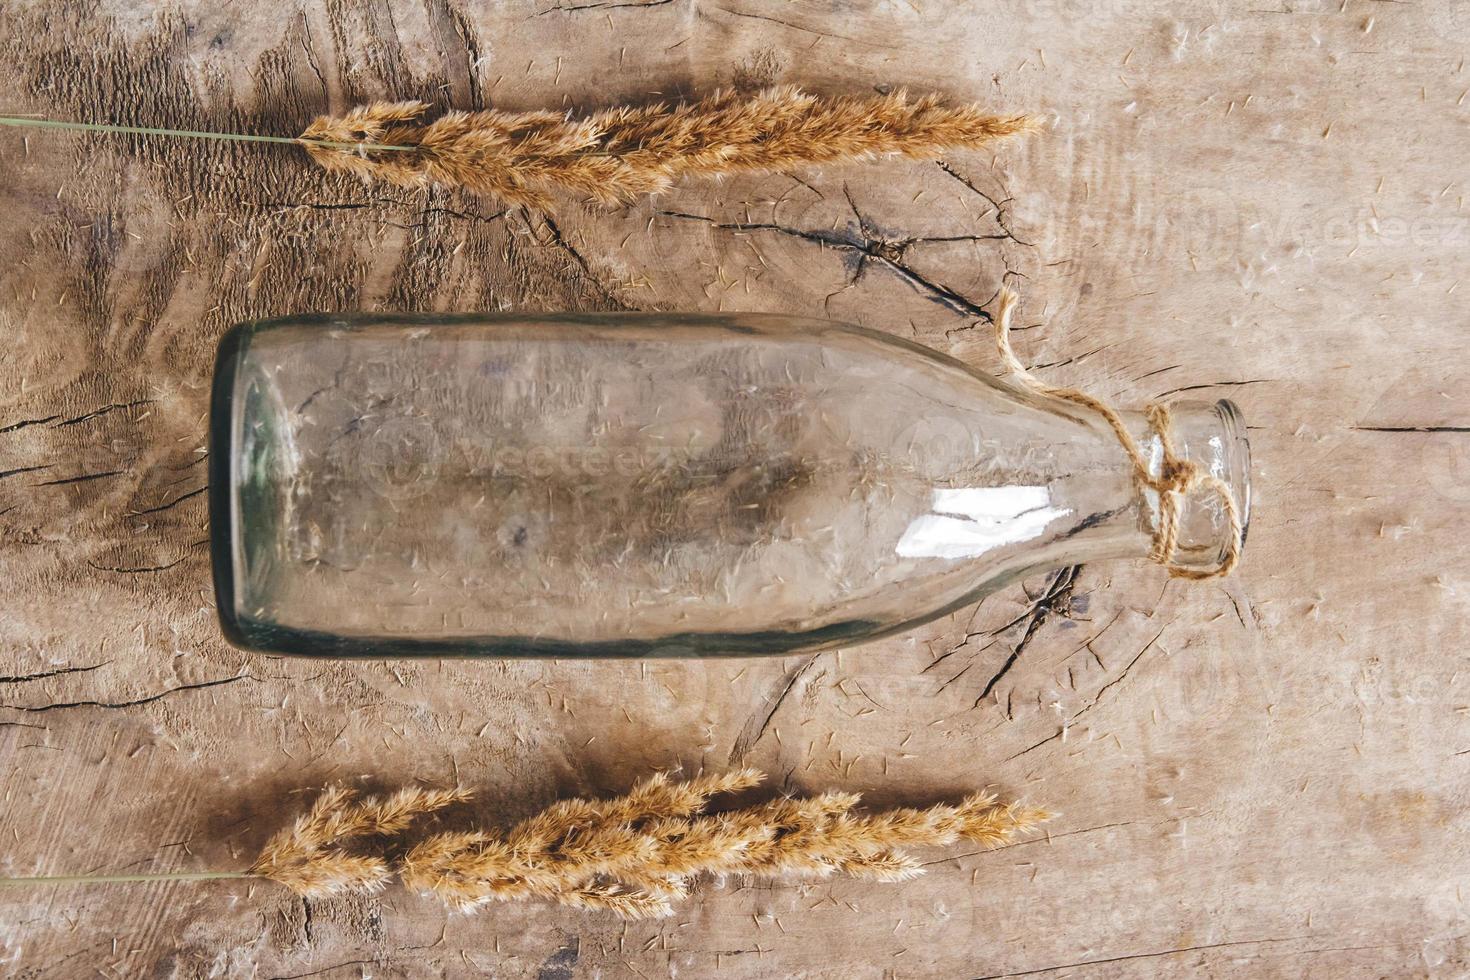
1 1 1467 976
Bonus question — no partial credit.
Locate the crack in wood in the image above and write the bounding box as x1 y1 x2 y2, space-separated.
924 820 1137 865
267 958 380 980
1068 626 1167 723
1 464 53 481
1004 625 1168 764
972 935 1313 979
0 414 62 433
0 673 248 713
657 208 1000 322
1155 379 1271 398
728 653 822 762
0 662 109 684
974 566 1083 707
129 485 206 516
935 160 1034 247
536 213 628 308
1003 728 1063 762
85 554 193 574
713 5 861 42
53 399 154 428
537 0 674 13
34 469 125 487
297 11 329 102
1353 424 1470 433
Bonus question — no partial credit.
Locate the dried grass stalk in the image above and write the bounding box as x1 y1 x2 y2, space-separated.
299 87 1035 208
386 769 1046 919
0 773 1046 918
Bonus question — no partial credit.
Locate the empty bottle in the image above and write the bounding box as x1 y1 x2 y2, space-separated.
209 312 1249 656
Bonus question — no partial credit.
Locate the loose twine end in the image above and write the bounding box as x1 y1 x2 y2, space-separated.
992 288 1243 580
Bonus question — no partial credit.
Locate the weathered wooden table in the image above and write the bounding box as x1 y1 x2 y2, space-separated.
2 2 1466 977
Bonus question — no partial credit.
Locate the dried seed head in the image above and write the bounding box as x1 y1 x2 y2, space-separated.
257 773 1047 917
251 783 470 899
299 89 1035 209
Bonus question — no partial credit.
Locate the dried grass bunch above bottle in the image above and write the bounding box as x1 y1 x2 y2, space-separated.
1 87 1032 210
2 770 1047 920
298 86 1036 208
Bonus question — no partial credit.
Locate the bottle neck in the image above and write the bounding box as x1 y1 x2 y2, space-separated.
1062 398 1251 572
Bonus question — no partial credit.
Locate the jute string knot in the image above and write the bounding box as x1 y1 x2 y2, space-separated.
992 289 1243 580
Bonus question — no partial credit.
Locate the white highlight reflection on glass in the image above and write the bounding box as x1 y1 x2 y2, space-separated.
896 486 1071 560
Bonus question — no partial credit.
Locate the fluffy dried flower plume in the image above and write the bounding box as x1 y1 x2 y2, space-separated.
253 770 1048 919
250 785 470 897
299 87 1035 208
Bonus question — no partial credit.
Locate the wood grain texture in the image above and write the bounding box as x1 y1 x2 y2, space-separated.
1 1 1467 977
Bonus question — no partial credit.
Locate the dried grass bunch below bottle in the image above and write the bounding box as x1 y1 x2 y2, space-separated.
248 769 1046 919
0 770 1045 919
298 86 1035 208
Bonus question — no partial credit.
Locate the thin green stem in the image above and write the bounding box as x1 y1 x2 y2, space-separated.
0 116 417 152
0 870 255 887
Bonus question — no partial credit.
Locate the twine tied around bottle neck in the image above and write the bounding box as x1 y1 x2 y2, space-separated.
992 289 1243 580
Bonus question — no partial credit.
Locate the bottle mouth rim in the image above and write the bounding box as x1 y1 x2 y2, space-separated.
1214 397 1252 549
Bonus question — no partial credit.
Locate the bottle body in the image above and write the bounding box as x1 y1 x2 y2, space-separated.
210 312 1249 657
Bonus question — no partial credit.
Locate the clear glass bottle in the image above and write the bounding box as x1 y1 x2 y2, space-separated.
209 313 1250 657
